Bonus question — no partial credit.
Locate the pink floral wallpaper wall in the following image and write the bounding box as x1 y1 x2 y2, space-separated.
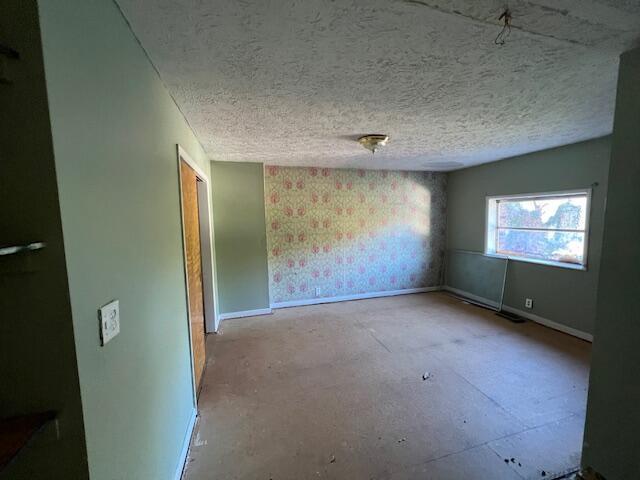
264 166 447 305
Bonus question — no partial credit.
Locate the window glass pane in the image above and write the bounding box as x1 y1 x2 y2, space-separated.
497 228 585 265
498 196 586 231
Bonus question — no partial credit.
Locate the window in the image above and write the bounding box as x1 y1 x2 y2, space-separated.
485 190 590 269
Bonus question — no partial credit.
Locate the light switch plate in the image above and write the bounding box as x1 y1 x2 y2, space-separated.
99 300 120 345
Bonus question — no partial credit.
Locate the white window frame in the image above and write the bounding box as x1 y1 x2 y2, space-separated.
485 189 591 271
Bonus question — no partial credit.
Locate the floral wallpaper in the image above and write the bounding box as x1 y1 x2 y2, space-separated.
264 166 447 304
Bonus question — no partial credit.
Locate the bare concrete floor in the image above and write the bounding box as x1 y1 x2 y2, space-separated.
184 292 590 480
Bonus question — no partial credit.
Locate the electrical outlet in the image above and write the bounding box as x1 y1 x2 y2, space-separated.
99 300 120 345
525 298 533 309
315 287 321 297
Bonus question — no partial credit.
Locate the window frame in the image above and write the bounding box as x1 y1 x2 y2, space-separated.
484 189 592 271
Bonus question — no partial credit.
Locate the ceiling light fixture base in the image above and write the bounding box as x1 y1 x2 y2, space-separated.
358 134 389 154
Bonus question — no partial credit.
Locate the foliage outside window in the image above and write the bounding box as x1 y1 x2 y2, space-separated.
485 191 590 269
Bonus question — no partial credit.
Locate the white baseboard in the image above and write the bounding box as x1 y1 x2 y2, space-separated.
271 286 440 309
174 408 197 480
501 305 593 342
442 285 500 309
442 286 593 342
218 308 272 321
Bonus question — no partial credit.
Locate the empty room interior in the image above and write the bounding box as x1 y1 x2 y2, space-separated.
2 1 640 479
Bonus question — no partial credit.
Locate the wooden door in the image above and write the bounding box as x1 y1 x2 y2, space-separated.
180 160 206 393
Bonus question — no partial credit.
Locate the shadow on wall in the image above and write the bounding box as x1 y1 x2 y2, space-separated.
264 166 447 304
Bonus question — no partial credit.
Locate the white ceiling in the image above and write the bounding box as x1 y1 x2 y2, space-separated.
116 0 640 170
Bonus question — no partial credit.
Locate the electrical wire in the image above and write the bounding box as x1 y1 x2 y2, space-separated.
495 8 512 45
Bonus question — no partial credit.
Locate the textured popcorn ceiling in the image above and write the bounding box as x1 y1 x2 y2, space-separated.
116 0 640 170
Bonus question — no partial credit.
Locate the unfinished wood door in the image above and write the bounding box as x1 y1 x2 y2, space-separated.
180 160 206 393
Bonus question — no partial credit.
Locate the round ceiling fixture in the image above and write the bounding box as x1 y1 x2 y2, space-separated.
358 134 389 154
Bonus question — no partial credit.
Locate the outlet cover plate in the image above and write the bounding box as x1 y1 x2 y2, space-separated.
525 298 533 309
99 300 120 345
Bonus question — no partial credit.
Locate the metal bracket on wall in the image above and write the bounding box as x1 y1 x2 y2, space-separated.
0 242 46 257
0 242 46 275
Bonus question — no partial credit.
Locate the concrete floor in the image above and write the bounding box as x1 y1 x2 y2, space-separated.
184 292 590 480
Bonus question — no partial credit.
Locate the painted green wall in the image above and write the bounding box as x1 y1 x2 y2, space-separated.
211 162 270 314
0 2 87 478
582 48 640 479
38 0 209 478
446 137 610 335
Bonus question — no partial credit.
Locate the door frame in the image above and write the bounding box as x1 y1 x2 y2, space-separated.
177 145 219 403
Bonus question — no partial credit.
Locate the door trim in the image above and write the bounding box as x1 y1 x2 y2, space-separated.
177 145 219 333
176 145 219 406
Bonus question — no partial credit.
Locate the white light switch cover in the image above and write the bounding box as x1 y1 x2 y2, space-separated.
99 300 120 345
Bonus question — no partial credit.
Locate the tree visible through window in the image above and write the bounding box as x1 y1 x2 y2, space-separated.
486 191 590 268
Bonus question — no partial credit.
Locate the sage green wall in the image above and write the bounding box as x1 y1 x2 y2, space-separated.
446 137 611 335
583 48 640 479
0 2 87 478
211 162 270 314
38 0 209 478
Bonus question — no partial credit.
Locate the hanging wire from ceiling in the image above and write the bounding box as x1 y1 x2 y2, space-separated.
495 7 512 45
403 1 588 48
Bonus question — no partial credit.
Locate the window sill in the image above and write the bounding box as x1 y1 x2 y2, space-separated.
484 253 587 271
